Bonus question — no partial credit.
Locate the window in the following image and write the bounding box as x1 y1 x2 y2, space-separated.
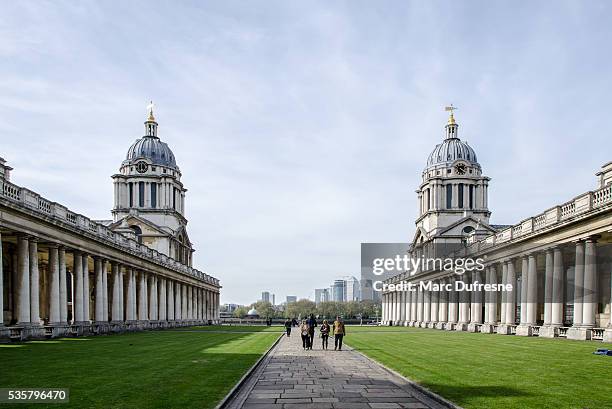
462 226 474 235
138 182 144 207
469 185 474 209
173 187 177 210
151 183 157 208
447 169 451 174
128 183 133 207
130 225 143 244
458 183 464 209
426 188 430 210
446 185 452 209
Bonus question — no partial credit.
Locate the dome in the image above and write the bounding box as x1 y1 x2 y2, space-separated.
124 136 178 169
426 138 479 169
247 308 259 316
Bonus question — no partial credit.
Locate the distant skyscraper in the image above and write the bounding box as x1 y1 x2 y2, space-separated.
286 295 297 303
346 276 360 301
261 291 271 303
272 294 275 305
315 288 330 304
331 280 345 302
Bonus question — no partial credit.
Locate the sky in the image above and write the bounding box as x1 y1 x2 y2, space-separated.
1 1 611 305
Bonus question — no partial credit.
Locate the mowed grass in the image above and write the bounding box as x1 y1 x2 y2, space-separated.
0 328 279 409
174 325 284 332
345 326 612 409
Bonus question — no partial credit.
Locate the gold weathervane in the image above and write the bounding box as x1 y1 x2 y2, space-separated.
147 100 155 121
445 104 457 124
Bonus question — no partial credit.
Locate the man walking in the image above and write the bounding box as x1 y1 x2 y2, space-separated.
333 316 346 351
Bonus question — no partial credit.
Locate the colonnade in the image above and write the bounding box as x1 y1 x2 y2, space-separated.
382 239 610 341
1 233 220 339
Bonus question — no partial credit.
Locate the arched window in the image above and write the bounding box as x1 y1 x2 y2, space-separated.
446 185 452 209
130 225 143 244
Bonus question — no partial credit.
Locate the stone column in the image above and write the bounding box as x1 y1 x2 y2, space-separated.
127 269 136 321
138 272 148 321
148 275 155 321
472 270 483 324
159 278 167 322
526 254 538 325
118 266 124 321
82 254 90 322
551 247 564 327
573 241 585 327
431 282 439 324
582 238 597 327
448 278 458 325
416 286 423 323
48 245 60 324
111 263 122 322
543 249 554 326
175 283 182 321
398 290 405 324
16 235 31 325
423 288 431 325
95 257 105 322
73 250 84 323
182 285 188 321
500 262 507 325
505 260 516 325
102 260 108 322
167 280 175 321
152 275 159 321
438 279 448 325
29 238 40 325
59 247 68 324
458 275 470 329
520 256 529 324
487 266 498 324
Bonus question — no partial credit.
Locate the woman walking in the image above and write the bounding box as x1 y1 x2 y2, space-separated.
320 319 331 350
300 320 311 350
333 316 346 351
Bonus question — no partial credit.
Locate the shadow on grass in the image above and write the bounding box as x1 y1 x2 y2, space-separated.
0 331 280 409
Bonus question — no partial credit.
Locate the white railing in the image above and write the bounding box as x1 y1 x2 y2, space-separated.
592 328 605 341
468 183 611 252
558 327 569 337
510 325 517 335
532 326 540 336
0 176 219 287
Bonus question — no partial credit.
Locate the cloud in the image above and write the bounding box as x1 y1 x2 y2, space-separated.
1 1 611 304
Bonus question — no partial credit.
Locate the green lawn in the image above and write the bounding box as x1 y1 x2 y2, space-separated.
0 328 279 409
345 326 612 409
173 325 284 332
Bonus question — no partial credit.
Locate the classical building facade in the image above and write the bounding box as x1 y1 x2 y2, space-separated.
0 106 220 341
381 109 612 342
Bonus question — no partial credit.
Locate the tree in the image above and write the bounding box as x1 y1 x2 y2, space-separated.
252 301 275 318
286 299 316 319
233 306 248 318
317 301 343 319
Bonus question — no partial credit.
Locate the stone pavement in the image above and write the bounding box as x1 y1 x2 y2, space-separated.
224 330 452 409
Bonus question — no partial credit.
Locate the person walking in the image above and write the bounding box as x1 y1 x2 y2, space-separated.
333 316 346 351
300 320 311 350
284 318 292 337
307 313 317 349
320 319 331 350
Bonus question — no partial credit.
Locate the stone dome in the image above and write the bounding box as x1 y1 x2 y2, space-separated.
426 138 479 169
124 136 178 169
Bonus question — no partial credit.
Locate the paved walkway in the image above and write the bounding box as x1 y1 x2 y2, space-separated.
224 330 451 409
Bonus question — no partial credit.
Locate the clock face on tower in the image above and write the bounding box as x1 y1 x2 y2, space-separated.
455 163 467 175
136 161 148 173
